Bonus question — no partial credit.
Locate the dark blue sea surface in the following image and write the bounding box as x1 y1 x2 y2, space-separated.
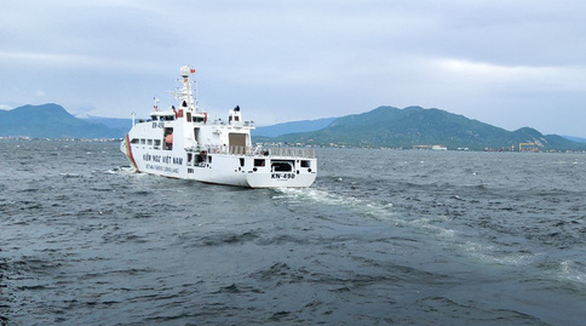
1 139 585 325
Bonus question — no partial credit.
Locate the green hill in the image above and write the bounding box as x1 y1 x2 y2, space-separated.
82 116 131 132
252 117 336 137
272 106 586 151
562 135 586 144
4 103 583 150
0 104 124 138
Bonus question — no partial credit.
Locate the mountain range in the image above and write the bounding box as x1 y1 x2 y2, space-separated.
0 103 125 138
252 117 337 137
561 135 586 144
268 106 586 151
1 103 585 151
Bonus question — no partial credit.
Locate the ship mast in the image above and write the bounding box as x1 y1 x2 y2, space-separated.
171 65 198 113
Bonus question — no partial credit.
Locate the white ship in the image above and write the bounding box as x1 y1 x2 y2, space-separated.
120 66 317 188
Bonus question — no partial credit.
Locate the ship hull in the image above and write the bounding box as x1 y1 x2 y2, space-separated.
121 138 317 188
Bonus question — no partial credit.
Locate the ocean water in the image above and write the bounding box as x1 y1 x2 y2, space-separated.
1 139 585 325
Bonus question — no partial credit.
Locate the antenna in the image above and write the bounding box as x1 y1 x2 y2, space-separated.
194 80 199 110
153 97 159 111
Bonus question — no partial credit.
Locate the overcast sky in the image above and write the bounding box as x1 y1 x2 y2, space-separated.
1 0 586 136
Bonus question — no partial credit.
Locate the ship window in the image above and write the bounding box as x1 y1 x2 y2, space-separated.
271 160 293 172
235 116 240 121
186 112 192 121
208 155 212 163
187 153 192 165
194 128 200 141
147 139 153 146
196 151 206 164
163 128 173 150
130 138 139 144
140 139 145 145
151 116 158 121
239 158 245 167
154 139 161 149
301 160 311 168
254 159 265 167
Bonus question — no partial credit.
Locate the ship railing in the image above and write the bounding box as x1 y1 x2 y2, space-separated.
261 147 315 159
202 145 315 158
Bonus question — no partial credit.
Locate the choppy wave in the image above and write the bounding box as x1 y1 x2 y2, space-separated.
275 181 586 294
275 187 397 221
461 240 538 267
2 140 586 325
106 165 136 175
547 259 586 286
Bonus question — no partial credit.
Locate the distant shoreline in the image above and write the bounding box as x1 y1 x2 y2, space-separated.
2 137 585 154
